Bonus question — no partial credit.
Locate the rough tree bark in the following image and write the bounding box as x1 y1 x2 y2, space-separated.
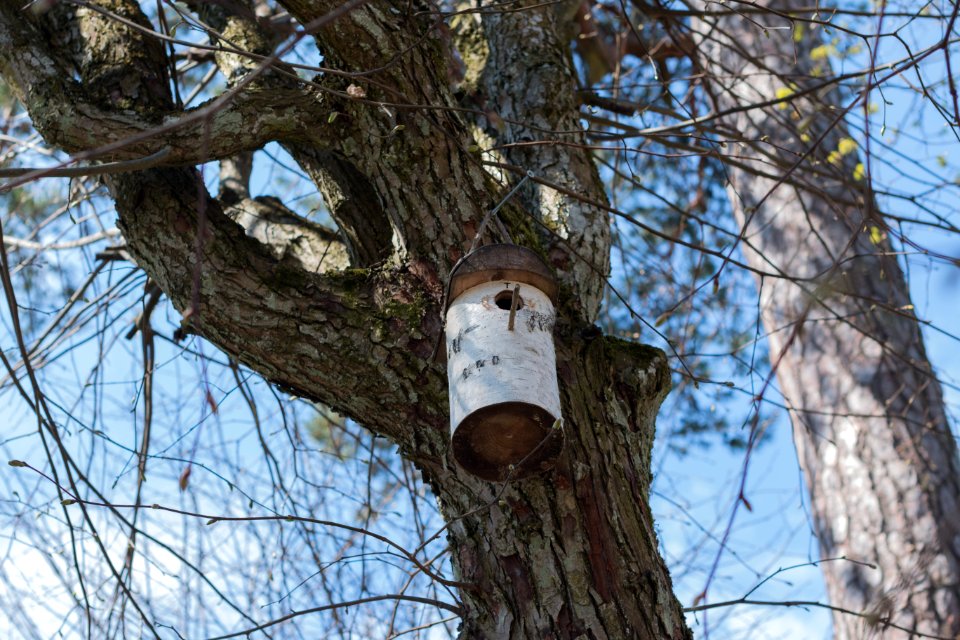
0 0 691 637
688 2 960 637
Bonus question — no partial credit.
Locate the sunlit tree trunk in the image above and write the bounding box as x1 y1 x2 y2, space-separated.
0 0 691 636
690 2 960 637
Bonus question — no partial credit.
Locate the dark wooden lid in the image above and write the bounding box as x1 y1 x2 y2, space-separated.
448 245 558 306
452 401 563 481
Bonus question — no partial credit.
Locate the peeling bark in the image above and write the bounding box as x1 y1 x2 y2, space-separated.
454 0 611 319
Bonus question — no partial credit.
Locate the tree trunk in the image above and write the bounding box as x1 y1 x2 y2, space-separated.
434 337 689 638
0 0 691 636
690 3 960 637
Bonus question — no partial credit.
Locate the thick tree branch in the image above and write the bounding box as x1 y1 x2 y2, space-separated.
188 0 394 266
274 0 506 268
454 0 612 321
287 144 393 265
219 155 350 273
0 0 335 164
112 164 448 448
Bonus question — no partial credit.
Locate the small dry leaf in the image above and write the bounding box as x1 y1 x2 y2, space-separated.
346 84 366 99
179 465 192 492
485 110 506 134
205 389 218 414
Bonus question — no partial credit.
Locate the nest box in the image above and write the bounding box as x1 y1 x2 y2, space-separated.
444 244 563 481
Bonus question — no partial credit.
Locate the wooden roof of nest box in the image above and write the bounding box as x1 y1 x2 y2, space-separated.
444 244 563 481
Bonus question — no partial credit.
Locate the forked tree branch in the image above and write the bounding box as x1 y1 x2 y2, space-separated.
0 1 337 165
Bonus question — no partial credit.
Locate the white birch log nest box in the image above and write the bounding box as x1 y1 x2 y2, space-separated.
444 244 563 481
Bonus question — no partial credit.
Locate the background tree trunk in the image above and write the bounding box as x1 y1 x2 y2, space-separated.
689 2 960 637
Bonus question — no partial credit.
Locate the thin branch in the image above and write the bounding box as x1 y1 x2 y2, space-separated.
206 594 461 640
